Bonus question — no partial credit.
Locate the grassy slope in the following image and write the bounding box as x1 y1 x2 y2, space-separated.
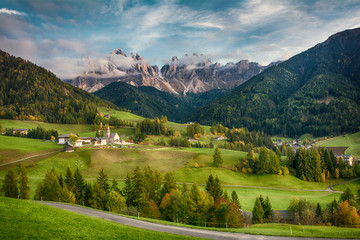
236 223 360 238
0 197 200 240
0 135 62 165
332 179 360 196
316 131 360 158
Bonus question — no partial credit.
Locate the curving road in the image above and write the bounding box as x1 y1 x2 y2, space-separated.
38 201 351 240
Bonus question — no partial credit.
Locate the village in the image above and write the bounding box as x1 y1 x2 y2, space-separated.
10 125 134 153
273 138 360 167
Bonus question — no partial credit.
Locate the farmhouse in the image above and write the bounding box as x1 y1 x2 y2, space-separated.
215 136 225 140
58 133 79 144
79 137 92 144
63 142 74 152
92 137 107 146
12 129 28 135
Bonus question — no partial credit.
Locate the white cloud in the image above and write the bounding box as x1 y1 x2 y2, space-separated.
0 8 26 16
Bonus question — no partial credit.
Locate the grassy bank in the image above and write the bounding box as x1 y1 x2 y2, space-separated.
0 197 200 240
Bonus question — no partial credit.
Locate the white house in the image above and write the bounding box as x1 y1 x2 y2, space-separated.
58 134 71 144
58 133 79 144
93 137 107 146
79 137 92 144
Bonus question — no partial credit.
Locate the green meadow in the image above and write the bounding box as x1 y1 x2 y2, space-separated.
316 131 360 158
0 135 62 166
235 223 360 238
0 197 200 240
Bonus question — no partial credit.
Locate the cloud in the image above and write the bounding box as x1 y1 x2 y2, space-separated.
0 8 26 16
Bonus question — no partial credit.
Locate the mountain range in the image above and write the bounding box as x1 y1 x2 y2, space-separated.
1 27 359 138
189 27 360 137
65 51 269 94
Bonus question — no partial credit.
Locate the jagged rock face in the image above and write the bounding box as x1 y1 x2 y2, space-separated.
65 49 266 94
160 57 265 93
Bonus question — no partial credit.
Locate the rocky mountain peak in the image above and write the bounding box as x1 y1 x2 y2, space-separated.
111 48 127 57
172 56 178 62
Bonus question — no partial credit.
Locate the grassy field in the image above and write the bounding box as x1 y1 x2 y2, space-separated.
332 179 360 196
316 131 360 158
83 148 198 178
223 187 340 212
235 223 360 238
98 107 145 122
0 135 63 165
173 166 342 190
0 119 92 136
0 197 200 240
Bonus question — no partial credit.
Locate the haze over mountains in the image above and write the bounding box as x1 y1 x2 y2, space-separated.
65 50 268 94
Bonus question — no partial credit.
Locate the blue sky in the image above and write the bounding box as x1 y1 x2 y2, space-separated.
1 0 360 79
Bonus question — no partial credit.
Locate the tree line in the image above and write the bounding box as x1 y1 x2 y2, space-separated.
133 118 179 143
4 126 59 141
211 124 273 151
236 146 360 182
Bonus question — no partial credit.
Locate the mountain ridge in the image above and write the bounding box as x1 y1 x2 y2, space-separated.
65 51 271 94
188 27 360 137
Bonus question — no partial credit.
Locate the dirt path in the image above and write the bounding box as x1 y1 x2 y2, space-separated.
38 202 349 240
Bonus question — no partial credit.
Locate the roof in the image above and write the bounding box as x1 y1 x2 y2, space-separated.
110 133 119 138
93 137 106 141
59 134 71 138
13 129 28 131
59 133 79 138
80 137 92 140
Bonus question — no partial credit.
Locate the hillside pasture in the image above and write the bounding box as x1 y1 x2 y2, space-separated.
173 166 343 190
0 119 91 136
83 148 198 179
0 135 62 166
0 197 199 240
316 131 360 158
224 187 341 212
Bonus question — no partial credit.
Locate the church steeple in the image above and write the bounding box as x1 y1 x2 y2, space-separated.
106 124 110 142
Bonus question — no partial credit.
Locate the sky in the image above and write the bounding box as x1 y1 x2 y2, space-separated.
1 0 360 79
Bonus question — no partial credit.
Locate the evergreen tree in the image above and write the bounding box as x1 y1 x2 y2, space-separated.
213 147 223 167
3 170 18 198
123 174 133 206
223 190 230 201
263 196 273 222
131 166 144 208
231 190 241 209
97 168 110 194
65 166 75 192
111 179 120 193
340 188 355 202
316 202 322 223
89 182 106 210
19 164 30 199
252 197 264 224
160 172 176 199
73 168 85 204
205 174 223 201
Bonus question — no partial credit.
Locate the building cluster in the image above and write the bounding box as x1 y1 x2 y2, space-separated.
58 124 133 152
273 139 360 166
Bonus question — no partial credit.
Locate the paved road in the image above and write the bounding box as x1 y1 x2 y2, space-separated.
38 201 352 240
326 177 360 192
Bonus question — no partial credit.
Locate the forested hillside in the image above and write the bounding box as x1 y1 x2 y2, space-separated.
190 28 360 137
0 50 116 124
94 81 228 121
